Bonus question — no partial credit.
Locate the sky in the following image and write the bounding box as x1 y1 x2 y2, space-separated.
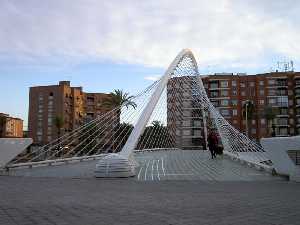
1 0 300 129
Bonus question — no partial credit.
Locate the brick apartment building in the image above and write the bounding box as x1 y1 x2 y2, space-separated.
0 113 23 138
167 71 300 149
28 81 114 145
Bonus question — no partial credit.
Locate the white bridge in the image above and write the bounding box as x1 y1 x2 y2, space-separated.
1 49 291 181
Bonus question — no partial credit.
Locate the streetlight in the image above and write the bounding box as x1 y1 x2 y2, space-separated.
244 100 251 137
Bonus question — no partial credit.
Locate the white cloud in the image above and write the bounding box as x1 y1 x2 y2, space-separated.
0 0 300 70
144 75 160 81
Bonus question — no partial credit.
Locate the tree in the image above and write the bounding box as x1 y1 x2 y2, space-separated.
264 106 278 137
54 116 64 139
53 116 64 157
103 89 137 111
242 100 255 137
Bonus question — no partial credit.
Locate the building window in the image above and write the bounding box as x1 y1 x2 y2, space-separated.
232 90 237 96
182 120 190 127
259 99 264 105
268 89 276 96
240 83 245 88
232 80 237 86
252 120 256 125
220 90 228 97
37 135 42 142
193 129 202 136
260 119 266 125
233 119 238 124
296 99 300 105
193 120 201 127
251 128 256 134
278 127 288 136
232 99 238 106
259 80 264 86
221 109 230 116
241 91 246 96
182 130 191 136
268 79 275 85
268 98 276 105
210 81 218 89
250 82 255 87
220 81 228 88
232 109 237 116
277 96 288 107
220 99 229 106
210 91 219 98
259 89 264 96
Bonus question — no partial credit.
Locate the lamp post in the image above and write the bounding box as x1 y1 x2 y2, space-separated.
244 100 250 137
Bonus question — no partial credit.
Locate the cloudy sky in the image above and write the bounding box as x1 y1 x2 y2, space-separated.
1 0 300 127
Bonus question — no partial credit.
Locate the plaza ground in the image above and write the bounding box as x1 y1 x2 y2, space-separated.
0 176 299 225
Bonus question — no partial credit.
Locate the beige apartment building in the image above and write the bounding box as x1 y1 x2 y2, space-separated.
0 113 23 138
167 71 300 149
28 81 113 145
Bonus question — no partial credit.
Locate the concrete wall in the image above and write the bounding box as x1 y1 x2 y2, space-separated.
261 136 300 182
0 138 32 168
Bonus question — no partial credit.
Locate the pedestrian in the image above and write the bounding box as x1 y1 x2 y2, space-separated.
207 130 218 159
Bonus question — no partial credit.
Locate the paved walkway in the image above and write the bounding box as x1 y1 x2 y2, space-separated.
135 150 281 181
3 150 284 182
0 177 299 225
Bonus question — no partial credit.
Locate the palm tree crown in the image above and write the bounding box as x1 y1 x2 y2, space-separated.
103 89 137 109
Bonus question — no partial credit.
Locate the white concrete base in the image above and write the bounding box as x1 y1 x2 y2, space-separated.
261 136 300 182
95 153 135 178
0 138 33 168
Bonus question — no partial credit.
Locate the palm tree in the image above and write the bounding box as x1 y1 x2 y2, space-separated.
102 90 136 151
54 116 64 139
54 116 64 156
103 89 137 110
264 106 278 137
242 100 255 137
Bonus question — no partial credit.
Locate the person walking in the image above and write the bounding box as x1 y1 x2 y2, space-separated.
207 130 218 159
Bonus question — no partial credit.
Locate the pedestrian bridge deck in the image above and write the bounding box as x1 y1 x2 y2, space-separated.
2 150 284 182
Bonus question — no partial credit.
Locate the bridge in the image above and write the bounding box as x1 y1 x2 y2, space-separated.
0 49 287 181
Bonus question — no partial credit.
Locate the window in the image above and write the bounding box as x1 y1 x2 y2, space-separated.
296 98 300 105
277 118 288 125
268 89 276 96
252 120 256 125
250 82 255 87
183 130 191 136
241 91 246 96
220 99 229 106
210 81 218 89
193 120 201 127
277 96 288 107
295 88 300 95
251 128 256 134
232 90 237 96
220 90 228 97
221 109 230 116
232 80 237 86
220 81 228 88
278 127 288 136
232 99 238 106
193 129 202 136
37 135 42 142
259 89 264 96
268 79 275 85
210 91 218 98
240 83 245 88
232 109 237 116
211 100 219 107
289 118 294 125
268 98 276 105
233 119 238 124
259 80 264 86
182 120 190 127
260 119 266 125
259 99 265 105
